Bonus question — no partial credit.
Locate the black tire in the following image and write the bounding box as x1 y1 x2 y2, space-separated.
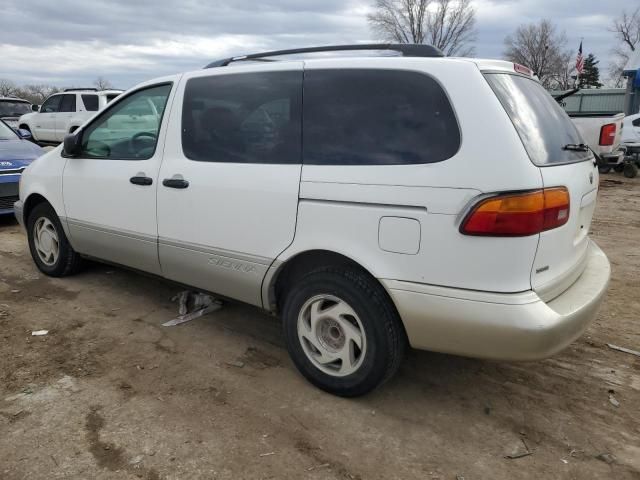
282 266 406 397
598 165 611 174
27 202 83 277
623 163 638 179
614 164 625 173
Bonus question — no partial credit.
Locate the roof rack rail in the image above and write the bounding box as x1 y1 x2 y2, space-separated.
205 43 444 68
63 88 98 92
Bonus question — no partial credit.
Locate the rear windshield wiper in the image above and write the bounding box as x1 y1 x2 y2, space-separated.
563 143 600 166
562 143 589 151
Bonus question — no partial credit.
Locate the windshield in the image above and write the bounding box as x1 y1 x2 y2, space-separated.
0 121 18 140
0 100 31 117
484 73 590 166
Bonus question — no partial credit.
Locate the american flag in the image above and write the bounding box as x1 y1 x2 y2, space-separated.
575 41 584 75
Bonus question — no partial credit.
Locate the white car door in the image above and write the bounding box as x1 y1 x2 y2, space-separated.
157 64 303 306
55 94 77 141
34 94 62 141
62 81 176 274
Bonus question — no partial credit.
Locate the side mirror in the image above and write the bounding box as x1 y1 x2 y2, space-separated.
63 132 82 157
32 104 40 112
17 129 32 140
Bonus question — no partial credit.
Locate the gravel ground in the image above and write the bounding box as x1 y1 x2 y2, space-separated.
0 175 639 480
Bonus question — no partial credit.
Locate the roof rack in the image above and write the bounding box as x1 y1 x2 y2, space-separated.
205 43 444 68
63 88 98 92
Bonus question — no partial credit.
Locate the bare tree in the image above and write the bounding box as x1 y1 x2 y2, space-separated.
93 76 113 90
503 19 569 88
609 8 640 86
21 84 62 104
0 79 18 97
368 0 476 56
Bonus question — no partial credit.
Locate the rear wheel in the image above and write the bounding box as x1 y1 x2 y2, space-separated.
282 266 406 397
624 162 638 179
27 203 83 276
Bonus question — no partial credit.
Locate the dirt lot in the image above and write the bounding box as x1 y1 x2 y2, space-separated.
1 176 639 480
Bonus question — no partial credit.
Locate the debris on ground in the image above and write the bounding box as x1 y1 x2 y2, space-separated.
596 453 616 465
225 360 245 368
259 452 275 457
505 439 532 459
163 291 222 327
31 330 48 336
308 463 330 471
607 343 640 358
608 394 620 408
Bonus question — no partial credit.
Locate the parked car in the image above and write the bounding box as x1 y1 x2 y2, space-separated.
18 88 122 144
0 120 43 215
0 96 33 130
15 45 611 396
621 113 640 178
552 90 626 173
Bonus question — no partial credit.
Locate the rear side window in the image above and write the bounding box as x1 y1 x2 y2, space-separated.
182 71 302 164
59 94 76 113
633 118 640 127
82 94 99 111
303 69 460 165
485 74 590 166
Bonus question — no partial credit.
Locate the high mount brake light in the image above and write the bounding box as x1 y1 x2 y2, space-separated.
599 123 616 146
460 188 570 237
514 63 533 76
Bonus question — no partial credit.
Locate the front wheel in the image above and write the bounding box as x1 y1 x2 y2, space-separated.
282 266 406 397
598 165 611 174
27 202 83 276
624 162 638 179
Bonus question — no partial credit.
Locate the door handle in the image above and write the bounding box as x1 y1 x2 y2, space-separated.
162 178 189 189
130 176 153 186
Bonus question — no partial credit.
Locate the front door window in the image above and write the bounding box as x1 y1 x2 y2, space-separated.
80 84 172 160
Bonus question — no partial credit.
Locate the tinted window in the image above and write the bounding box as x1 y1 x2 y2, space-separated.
633 118 640 127
0 100 31 117
82 94 99 111
485 74 590 166
80 84 171 160
182 71 302 164
303 69 460 165
59 94 76 113
41 95 62 113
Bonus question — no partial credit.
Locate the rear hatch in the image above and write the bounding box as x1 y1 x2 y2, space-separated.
485 73 598 301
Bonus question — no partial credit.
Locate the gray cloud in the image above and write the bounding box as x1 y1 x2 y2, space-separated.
0 0 632 88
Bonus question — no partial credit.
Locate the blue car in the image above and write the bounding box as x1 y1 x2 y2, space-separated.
0 120 43 215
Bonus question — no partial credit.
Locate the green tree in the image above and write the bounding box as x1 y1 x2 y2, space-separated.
580 53 603 88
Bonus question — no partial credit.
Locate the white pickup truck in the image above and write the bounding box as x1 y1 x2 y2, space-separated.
570 113 626 173
18 88 122 144
553 90 626 174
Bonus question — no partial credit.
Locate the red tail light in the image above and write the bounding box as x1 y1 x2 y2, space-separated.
599 123 616 146
460 188 570 237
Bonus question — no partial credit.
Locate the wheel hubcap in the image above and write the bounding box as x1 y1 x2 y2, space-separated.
33 217 60 266
297 294 366 377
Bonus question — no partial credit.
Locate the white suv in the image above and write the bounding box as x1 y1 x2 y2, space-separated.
18 88 122 144
15 45 611 396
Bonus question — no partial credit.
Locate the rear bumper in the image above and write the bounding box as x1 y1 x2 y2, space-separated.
384 240 610 361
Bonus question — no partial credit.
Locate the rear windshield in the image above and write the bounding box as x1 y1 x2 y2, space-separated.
0 100 31 117
484 73 590 166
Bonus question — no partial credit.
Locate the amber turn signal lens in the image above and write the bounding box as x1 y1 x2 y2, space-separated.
460 187 570 236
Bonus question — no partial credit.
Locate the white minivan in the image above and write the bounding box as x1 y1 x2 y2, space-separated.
15 45 610 396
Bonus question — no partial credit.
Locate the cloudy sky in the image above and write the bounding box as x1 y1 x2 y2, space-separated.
0 0 632 89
